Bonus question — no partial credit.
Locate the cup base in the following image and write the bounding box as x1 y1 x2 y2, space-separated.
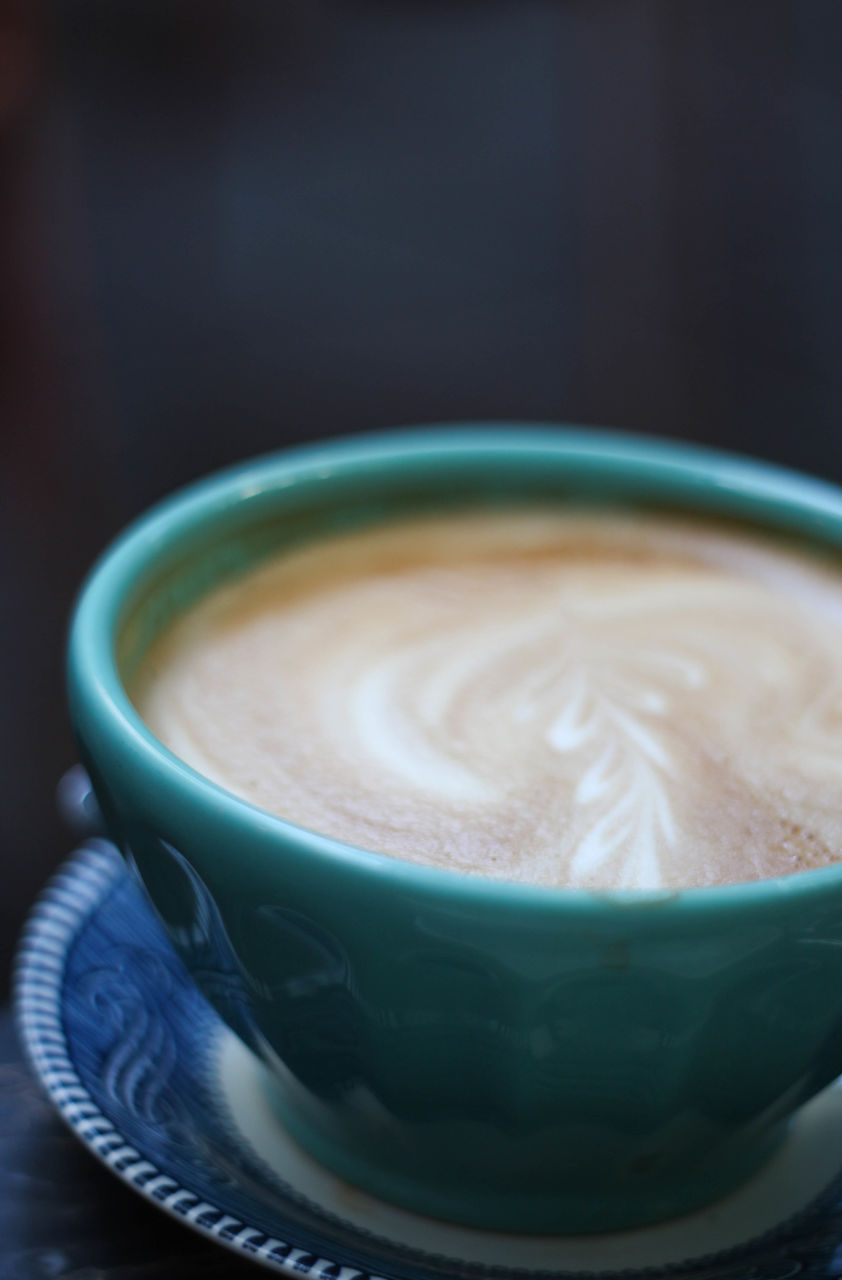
262 1076 788 1235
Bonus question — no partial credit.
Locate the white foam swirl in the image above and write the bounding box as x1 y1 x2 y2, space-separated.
132 510 842 889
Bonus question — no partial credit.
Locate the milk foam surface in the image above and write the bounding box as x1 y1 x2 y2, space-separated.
131 510 842 889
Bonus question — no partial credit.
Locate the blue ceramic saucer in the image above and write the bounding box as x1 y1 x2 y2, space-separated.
14 843 842 1279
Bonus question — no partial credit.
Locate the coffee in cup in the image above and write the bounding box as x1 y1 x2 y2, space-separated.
131 506 842 891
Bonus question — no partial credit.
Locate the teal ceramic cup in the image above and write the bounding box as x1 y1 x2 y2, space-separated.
67 427 842 1233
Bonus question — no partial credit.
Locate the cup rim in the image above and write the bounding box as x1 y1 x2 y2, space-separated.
68 422 842 914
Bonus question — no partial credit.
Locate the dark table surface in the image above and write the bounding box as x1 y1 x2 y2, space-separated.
0 1007 261 1278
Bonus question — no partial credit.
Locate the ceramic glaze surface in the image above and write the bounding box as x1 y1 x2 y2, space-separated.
67 428 842 1232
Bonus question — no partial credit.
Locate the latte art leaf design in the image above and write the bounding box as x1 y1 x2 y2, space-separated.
548 679 677 890
545 645 715 889
354 635 710 889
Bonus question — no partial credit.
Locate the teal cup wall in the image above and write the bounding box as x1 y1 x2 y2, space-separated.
67 427 842 1232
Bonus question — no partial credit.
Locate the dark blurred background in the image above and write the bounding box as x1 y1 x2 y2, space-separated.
1 0 841 995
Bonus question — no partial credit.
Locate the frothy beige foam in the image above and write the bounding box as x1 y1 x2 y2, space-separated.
130 510 842 889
